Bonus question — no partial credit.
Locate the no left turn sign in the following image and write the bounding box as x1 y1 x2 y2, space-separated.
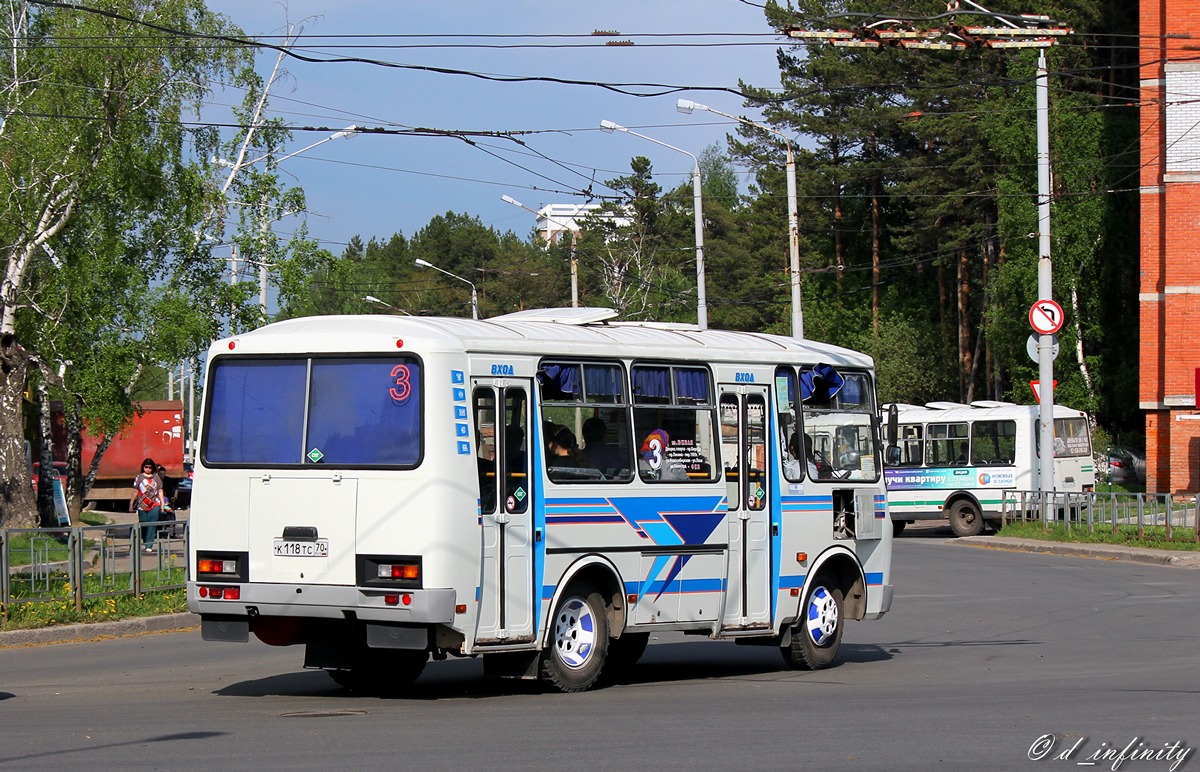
1029 299 1064 335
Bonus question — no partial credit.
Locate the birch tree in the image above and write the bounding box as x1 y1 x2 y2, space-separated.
0 0 246 527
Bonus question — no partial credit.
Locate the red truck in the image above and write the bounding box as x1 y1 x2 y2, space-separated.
50 400 186 506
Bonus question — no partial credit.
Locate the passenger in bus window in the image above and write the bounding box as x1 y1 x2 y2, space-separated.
803 434 832 479
504 424 525 470
548 425 586 467
783 433 802 479
582 417 624 472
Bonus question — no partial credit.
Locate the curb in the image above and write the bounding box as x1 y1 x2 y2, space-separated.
952 536 1200 568
0 612 198 649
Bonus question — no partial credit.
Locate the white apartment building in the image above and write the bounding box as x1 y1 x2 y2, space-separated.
534 203 631 244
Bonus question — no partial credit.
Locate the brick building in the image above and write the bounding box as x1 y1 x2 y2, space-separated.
1140 0 1200 492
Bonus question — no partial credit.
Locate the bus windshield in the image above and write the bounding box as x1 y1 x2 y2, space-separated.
777 365 878 481
204 356 423 467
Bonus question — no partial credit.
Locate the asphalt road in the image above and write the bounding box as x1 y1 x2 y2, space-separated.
1 531 1198 771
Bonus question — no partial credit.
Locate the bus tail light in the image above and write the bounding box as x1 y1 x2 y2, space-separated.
196 551 248 582
198 585 241 600
199 558 238 574
359 555 423 588
378 562 420 580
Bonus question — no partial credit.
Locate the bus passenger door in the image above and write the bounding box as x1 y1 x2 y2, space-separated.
472 381 535 645
718 386 772 630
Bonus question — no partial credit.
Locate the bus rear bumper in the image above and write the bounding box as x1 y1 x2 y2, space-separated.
189 583 457 640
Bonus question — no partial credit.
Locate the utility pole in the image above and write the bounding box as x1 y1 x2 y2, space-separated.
784 3 1070 512
503 196 580 307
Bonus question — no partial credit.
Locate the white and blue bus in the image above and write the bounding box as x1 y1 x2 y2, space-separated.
883 401 1095 537
187 308 894 693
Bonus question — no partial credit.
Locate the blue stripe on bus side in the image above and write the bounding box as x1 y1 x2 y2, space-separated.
778 573 806 590
779 495 833 512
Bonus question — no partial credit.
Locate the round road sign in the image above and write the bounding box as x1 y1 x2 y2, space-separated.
1029 299 1064 335
1026 334 1060 363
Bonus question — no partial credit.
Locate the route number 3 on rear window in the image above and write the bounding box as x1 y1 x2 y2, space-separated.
389 364 412 403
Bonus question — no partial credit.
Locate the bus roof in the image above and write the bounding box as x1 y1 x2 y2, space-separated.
214 308 875 369
883 401 1088 421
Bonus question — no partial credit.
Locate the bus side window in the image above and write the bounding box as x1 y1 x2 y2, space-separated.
898 425 923 467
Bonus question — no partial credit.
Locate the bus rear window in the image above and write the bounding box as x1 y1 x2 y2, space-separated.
205 356 422 467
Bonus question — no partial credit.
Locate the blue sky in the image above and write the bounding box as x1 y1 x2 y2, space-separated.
203 1 787 255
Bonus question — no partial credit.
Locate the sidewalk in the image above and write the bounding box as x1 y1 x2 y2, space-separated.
953 534 1200 568
98 505 188 564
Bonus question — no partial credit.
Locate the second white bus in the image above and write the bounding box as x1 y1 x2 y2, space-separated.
883 401 1095 536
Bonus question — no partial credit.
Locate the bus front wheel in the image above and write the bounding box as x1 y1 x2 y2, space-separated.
781 581 843 671
948 500 984 537
540 586 609 693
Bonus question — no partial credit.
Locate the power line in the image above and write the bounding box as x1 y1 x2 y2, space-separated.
25 0 773 100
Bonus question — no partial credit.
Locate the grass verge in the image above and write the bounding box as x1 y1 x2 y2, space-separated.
1000 520 1200 551
1 569 188 631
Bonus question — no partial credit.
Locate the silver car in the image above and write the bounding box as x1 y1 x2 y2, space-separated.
1106 448 1145 485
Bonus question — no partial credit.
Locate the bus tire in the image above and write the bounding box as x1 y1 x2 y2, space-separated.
540 586 609 693
948 500 984 537
328 648 427 695
781 582 843 671
891 520 906 536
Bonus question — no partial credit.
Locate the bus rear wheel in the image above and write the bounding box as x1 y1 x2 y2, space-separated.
781 581 843 671
948 500 984 537
540 586 609 693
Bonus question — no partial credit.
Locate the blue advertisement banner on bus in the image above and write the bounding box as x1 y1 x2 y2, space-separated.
885 467 1017 491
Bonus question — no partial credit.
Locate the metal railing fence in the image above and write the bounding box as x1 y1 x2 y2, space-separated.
1 520 188 623
1001 490 1199 543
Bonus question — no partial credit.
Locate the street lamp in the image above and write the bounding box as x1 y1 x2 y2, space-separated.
600 119 707 330
364 295 412 316
677 99 802 339
211 125 359 313
211 125 359 172
415 258 479 319
502 194 578 307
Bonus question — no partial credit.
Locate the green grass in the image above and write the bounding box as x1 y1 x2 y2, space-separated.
78 510 108 526
1000 520 1200 551
3 532 72 563
1093 481 1147 495
1 568 188 631
2 516 188 632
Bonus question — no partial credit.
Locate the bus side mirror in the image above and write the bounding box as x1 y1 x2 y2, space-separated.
886 404 898 447
884 445 902 466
